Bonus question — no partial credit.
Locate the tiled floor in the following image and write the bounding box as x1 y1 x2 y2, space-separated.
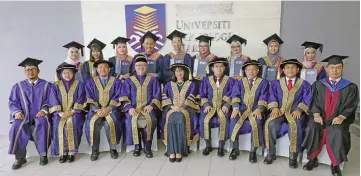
0 134 359 176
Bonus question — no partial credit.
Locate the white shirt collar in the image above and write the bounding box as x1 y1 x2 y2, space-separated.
329 77 341 84
286 77 296 85
247 77 256 81
28 79 38 85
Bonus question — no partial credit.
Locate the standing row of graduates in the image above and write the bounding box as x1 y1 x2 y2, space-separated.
8 30 358 176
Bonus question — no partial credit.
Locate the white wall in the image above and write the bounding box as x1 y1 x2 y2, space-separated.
80 1 281 60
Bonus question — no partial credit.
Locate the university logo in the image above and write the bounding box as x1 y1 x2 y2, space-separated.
125 4 166 53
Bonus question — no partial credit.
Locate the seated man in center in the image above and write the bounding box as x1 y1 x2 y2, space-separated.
120 55 161 158
199 58 235 157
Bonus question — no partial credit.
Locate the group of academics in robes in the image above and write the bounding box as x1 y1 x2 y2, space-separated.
8 30 359 176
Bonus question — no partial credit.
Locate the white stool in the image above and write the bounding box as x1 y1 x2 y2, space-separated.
78 128 122 154
224 133 264 156
126 127 158 152
199 127 231 150
302 146 345 170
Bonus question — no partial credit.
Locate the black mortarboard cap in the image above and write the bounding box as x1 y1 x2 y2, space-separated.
18 57 43 68
87 38 106 50
63 41 85 56
195 35 214 46
226 34 247 45
263 33 284 45
140 31 159 43
301 41 323 53
208 57 228 67
321 55 348 65
166 30 187 40
110 37 130 49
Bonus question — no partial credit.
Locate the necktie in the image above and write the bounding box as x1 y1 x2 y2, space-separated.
216 78 220 88
102 79 107 88
287 79 293 91
249 79 254 89
331 80 337 88
31 82 35 87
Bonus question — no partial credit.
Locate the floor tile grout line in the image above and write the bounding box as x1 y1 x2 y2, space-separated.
207 155 212 176
182 155 191 176
155 155 167 176
104 152 128 176
130 155 146 176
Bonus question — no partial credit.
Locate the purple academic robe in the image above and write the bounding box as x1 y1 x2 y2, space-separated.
49 79 86 156
119 74 161 151
8 79 52 158
163 51 193 83
161 81 200 145
229 77 268 149
265 77 312 154
199 75 235 142
84 76 123 147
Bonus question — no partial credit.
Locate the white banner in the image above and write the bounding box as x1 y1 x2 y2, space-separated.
81 1 281 60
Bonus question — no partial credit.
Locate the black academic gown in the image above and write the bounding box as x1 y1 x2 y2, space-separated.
302 78 359 166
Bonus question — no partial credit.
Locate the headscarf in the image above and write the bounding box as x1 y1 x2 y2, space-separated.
65 47 81 67
302 48 317 68
267 40 279 64
60 69 75 92
115 43 128 60
199 42 211 59
230 41 242 59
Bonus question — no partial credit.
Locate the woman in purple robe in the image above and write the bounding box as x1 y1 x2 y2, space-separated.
228 60 268 163
257 33 285 80
263 59 312 169
226 34 251 80
84 60 123 161
161 63 200 162
301 41 327 81
9 58 52 169
163 30 194 84
199 58 235 157
49 64 86 163
120 55 161 158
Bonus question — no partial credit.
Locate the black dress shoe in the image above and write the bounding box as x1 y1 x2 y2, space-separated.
39 156 48 166
12 158 27 170
263 155 276 164
90 152 99 161
59 155 67 163
164 152 168 157
289 158 298 169
303 158 319 171
202 147 213 156
228 149 239 160
169 157 176 163
110 149 119 159
217 148 225 157
249 152 257 163
145 151 153 158
67 155 75 163
331 165 342 176
133 150 141 157
176 158 182 162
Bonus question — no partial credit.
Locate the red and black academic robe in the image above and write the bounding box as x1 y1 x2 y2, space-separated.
302 78 359 166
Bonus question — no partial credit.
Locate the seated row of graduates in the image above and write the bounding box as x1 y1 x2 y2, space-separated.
58 30 326 86
9 52 358 176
